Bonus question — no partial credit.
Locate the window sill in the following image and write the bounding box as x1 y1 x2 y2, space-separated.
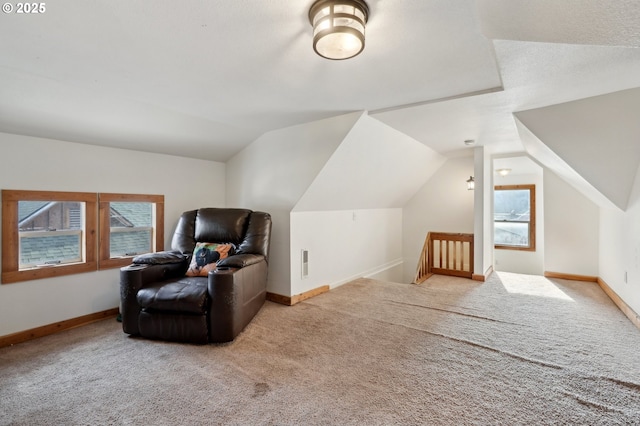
2 261 98 284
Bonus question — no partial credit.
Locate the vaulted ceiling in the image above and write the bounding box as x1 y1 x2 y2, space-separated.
2 1 640 207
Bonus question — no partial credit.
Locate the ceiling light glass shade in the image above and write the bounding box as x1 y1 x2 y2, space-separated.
309 0 369 60
466 176 475 191
496 168 512 176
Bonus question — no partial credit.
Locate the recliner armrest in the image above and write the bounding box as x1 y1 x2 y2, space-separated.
217 254 265 268
132 250 187 265
207 260 268 342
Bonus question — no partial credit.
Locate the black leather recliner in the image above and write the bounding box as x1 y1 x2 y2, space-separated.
120 208 271 344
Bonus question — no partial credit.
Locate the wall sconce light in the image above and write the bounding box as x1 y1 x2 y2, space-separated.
466 176 475 191
309 0 369 60
496 168 511 177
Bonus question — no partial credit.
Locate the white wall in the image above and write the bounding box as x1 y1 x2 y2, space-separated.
294 113 445 211
516 88 640 211
599 163 640 316
0 132 225 337
544 169 599 276
482 148 495 277
228 111 445 297
290 209 403 295
402 156 475 283
225 112 361 296
494 172 545 275
294 112 445 289
516 116 618 211
473 147 495 278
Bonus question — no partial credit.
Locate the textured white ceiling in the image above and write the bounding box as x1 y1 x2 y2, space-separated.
476 0 640 47
373 40 640 156
493 156 542 177
1 0 639 164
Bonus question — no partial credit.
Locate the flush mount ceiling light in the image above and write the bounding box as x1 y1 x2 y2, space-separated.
496 168 512 177
309 0 369 60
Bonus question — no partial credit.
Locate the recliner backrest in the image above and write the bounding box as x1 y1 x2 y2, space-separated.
236 211 271 260
171 208 271 260
195 208 251 244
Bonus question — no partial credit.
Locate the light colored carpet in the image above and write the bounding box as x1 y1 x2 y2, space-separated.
1 272 640 425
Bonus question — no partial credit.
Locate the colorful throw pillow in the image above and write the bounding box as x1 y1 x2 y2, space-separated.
185 242 234 277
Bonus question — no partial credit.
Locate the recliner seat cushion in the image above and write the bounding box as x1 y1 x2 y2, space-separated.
137 278 208 314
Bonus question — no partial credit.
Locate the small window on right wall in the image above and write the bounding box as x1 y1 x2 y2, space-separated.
494 184 536 251
98 193 164 270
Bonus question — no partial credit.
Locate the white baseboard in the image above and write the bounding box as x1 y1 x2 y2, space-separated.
330 258 404 289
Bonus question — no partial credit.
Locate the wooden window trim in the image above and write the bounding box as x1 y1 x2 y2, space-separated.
98 193 164 270
494 184 536 252
2 190 97 284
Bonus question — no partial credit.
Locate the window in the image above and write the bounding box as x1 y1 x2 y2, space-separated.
494 184 536 251
2 190 97 284
98 193 164 269
2 190 164 283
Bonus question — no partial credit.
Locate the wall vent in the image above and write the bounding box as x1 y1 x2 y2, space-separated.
301 249 309 278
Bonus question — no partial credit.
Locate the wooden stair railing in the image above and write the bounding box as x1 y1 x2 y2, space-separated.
414 232 474 283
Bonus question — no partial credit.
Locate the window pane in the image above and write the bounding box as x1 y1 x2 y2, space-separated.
110 229 152 257
20 232 82 266
494 189 530 222
109 202 153 257
494 185 535 250
18 201 84 268
495 222 530 247
110 202 152 227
